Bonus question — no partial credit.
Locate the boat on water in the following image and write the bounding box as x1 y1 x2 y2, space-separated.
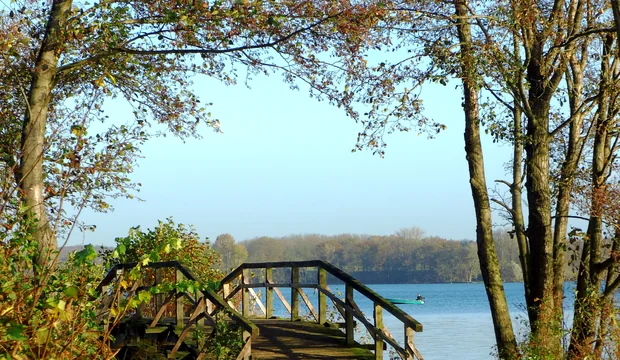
386 298 425 305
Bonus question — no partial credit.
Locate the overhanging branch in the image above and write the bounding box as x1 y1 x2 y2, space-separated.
58 13 338 74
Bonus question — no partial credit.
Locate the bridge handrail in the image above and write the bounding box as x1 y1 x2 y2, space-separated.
221 260 422 332
220 260 424 359
96 261 258 359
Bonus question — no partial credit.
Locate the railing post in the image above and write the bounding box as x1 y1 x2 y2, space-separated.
318 267 327 325
345 283 354 345
101 284 111 333
176 268 184 327
266 267 273 319
155 268 163 311
242 330 252 360
405 325 415 359
223 282 231 304
374 302 384 359
206 299 213 315
242 269 249 317
291 266 300 321
197 290 205 326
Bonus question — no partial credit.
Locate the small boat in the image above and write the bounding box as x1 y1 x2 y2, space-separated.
386 298 425 305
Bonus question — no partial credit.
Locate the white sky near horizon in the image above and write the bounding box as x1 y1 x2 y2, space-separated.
72 73 515 247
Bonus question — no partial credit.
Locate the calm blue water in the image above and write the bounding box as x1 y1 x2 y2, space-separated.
252 282 576 359
365 283 546 360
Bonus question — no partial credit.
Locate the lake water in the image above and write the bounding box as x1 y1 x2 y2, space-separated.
364 283 533 359
261 282 576 359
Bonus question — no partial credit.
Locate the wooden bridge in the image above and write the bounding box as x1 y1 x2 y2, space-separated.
97 260 424 359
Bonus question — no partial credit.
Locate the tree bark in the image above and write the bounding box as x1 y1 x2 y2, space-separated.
511 105 533 319
19 0 73 268
552 53 586 323
514 1 582 354
523 34 559 351
568 34 614 359
454 2 519 358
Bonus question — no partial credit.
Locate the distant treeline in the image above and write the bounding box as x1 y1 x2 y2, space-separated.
210 227 556 283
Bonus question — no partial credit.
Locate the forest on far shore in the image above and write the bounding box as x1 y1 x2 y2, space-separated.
211 227 580 284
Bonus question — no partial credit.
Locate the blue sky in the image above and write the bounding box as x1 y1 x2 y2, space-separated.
75 74 513 247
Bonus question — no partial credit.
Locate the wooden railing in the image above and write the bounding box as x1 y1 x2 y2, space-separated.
97 261 258 360
220 260 424 360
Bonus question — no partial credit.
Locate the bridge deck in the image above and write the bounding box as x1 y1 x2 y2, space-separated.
97 261 423 359
250 319 375 359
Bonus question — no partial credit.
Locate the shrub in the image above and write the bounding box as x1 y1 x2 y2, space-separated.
103 218 223 287
0 217 115 359
0 216 227 359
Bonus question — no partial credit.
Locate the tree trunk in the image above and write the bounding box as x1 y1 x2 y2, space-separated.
522 34 561 354
19 0 72 268
454 2 519 358
568 34 614 358
511 104 533 320
552 53 586 328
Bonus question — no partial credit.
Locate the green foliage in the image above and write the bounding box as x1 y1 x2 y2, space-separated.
0 215 114 359
103 217 223 286
213 233 237 271
241 231 486 283
192 319 244 360
0 212 242 359
0 0 398 228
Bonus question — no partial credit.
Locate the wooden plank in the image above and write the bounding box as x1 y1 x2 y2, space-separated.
242 269 249 318
220 261 422 331
318 261 423 332
318 287 407 358
220 263 245 286
248 287 266 316
298 288 318 322
273 287 291 314
323 285 346 319
206 299 213 315
155 268 163 311
345 284 354 345
150 291 180 327
291 267 300 321
176 268 184 327
223 283 236 309
225 283 243 301
183 292 197 305
170 298 206 356
266 268 273 319
196 294 205 326
318 268 327 324
374 302 384 359
235 337 252 360
405 326 424 360
96 261 259 338
250 319 375 359
382 326 398 349
97 288 115 322
240 283 318 289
